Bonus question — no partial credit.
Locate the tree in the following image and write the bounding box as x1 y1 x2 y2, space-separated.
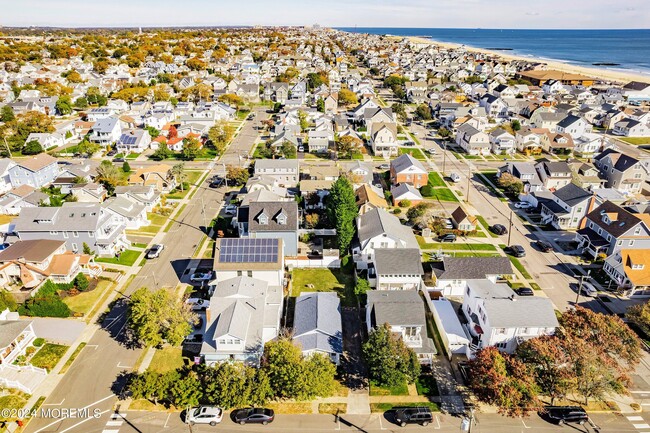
96 160 124 195
338 88 358 106
23 139 44 155
198 363 272 409
219 93 243 109
326 176 357 253
261 338 305 399
74 273 90 291
181 137 201 160
468 347 540 417
186 57 206 71
171 163 188 192
363 323 421 388
208 121 235 155
516 336 573 404
304 213 319 229
406 202 434 227
145 126 160 139
438 127 451 139
336 135 362 157
82 242 93 255
0 105 15 122
302 353 338 398
627 301 650 336
122 161 131 173
55 95 73 115
0 291 18 312
306 72 327 90
152 142 172 160
415 104 433 121
511 119 522 131
168 372 202 407
391 103 407 123
498 172 524 196
354 278 370 298
129 370 171 405
226 165 250 186
74 97 88 110
128 287 196 347
316 97 325 113
298 110 309 132
280 142 296 159
77 139 100 157
18 281 71 318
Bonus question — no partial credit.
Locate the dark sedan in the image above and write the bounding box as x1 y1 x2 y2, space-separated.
490 224 508 235
535 240 553 252
232 408 275 425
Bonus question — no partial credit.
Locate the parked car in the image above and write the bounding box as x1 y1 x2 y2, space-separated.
232 408 275 425
580 282 598 297
535 240 553 252
449 172 461 183
542 406 589 426
378 163 390 170
490 224 508 235
514 201 532 209
209 177 224 188
298 145 305 152
427 148 437 154
106 149 117 157
394 407 433 427
185 298 210 310
113 157 125 163
184 334 203 343
515 287 534 296
506 245 526 258
190 271 214 284
224 205 237 215
403 141 415 146
439 233 457 243
185 406 223 426
146 244 164 259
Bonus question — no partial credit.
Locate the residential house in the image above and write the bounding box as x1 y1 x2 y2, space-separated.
556 115 590 139
89 117 122 146
535 161 573 191
12 203 131 257
515 128 544 154
246 201 299 256
343 161 373 188
613 119 650 137
8 154 59 189
115 129 152 154
370 248 423 291
0 186 49 215
567 160 605 190
366 290 436 364
456 124 490 155
370 122 398 157
539 183 598 230
499 162 544 193
451 206 478 232
353 208 418 269
432 257 514 297
355 184 387 215
572 133 603 156
541 132 574 155
70 183 107 203
489 129 516 155
594 149 647 194
0 160 16 195
603 249 650 298
530 111 565 132
128 164 176 193
293 292 343 365
391 183 423 206
102 196 149 230
254 159 299 187
0 309 44 394
300 180 333 210
461 280 558 354
622 81 650 102
307 130 331 153
390 154 428 188
576 201 650 259
201 274 283 366
114 185 161 212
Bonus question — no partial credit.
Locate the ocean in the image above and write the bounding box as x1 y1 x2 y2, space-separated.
336 28 650 76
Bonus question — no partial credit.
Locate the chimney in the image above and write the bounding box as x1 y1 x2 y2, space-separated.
205 306 211 324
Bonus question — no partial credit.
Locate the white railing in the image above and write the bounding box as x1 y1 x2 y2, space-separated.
0 377 31 394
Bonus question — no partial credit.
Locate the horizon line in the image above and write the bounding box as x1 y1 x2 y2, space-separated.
1 25 649 31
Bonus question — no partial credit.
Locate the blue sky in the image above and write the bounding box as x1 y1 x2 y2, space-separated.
2 0 648 29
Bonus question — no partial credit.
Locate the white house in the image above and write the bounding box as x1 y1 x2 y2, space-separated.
90 117 122 146
456 124 491 155
488 128 516 155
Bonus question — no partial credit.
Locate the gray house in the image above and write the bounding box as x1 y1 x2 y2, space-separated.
293 292 343 365
8 154 59 189
247 201 299 256
12 203 130 257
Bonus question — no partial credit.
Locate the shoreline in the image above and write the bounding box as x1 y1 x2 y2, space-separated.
404 35 650 85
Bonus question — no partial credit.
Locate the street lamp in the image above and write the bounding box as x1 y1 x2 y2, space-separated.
507 210 514 246
573 270 591 306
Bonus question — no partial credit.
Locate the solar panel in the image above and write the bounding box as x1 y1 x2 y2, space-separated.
218 238 279 263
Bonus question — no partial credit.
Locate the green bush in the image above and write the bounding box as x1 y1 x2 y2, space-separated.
420 185 434 197
18 281 71 318
74 273 89 291
33 338 45 347
398 199 412 208
393 208 402 214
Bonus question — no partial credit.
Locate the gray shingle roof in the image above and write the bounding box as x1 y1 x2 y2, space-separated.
484 297 559 328
357 208 418 248
390 154 427 174
367 290 425 327
0 321 32 349
248 201 298 233
436 257 514 280
553 183 592 207
12 203 108 232
374 248 423 276
293 292 342 354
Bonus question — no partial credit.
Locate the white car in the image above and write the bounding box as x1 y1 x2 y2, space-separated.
298 145 305 152
427 148 437 155
186 406 223 426
580 282 598 297
378 163 390 170
224 204 237 215
449 172 461 183
514 201 532 209
185 298 210 310
190 271 214 283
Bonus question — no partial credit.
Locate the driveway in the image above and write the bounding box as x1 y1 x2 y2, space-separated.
31 317 86 344
340 306 368 390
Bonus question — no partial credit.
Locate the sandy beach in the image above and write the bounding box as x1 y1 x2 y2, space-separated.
405 36 650 85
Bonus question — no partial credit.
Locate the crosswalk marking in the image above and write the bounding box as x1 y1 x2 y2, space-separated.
102 430 119 433
106 420 123 426
628 416 644 421
633 424 650 429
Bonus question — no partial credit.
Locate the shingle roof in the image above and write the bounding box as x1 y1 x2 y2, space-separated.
0 239 65 263
553 183 592 207
13 154 58 172
483 297 559 328
436 257 514 280
0 321 32 349
391 154 427 174
357 208 418 248
248 201 298 233
374 248 424 276
293 292 342 354
584 201 643 238
367 290 425 327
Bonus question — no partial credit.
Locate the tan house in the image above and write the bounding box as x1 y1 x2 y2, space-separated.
451 206 478 232
355 184 387 215
128 164 176 192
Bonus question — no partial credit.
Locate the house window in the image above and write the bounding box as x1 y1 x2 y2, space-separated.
630 240 635 246
496 328 506 334
73 231 79 237
71 243 78 252
404 326 418 338
89 232 94 238
617 240 623 246
49 231 58 235
496 342 507 349
634 227 642 235
63 232 69 238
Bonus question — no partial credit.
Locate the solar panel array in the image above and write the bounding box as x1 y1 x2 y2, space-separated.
218 238 279 263
119 134 138 145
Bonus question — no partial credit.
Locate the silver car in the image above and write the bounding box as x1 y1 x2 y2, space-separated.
186 406 223 426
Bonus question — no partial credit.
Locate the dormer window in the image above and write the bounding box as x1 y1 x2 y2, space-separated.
632 264 644 270
257 211 268 225
275 210 287 225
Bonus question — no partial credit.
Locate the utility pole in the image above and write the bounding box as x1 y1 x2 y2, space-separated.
442 140 447 173
466 164 472 203
200 196 207 230
574 271 591 305
507 210 514 246
2 134 12 158
222 163 227 187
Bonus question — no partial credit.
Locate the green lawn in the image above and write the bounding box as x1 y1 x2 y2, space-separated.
148 213 168 226
508 256 533 280
59 342 86 374
416 374 439 397
620 137 650 145
0 391 29 421
369 380 409 396
132 242 149 249
475 215 498 238
126 152 139 160
30 343 69 372
398 147 426 160
148 346 184 374
291 259 356 306
63 280 114 316
95 249 141 266
428 187 458 202
427 172 446 187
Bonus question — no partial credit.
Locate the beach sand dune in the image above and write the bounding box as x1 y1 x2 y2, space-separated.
404 36 650 85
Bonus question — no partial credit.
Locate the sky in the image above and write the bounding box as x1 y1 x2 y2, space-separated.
1 0 649 29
